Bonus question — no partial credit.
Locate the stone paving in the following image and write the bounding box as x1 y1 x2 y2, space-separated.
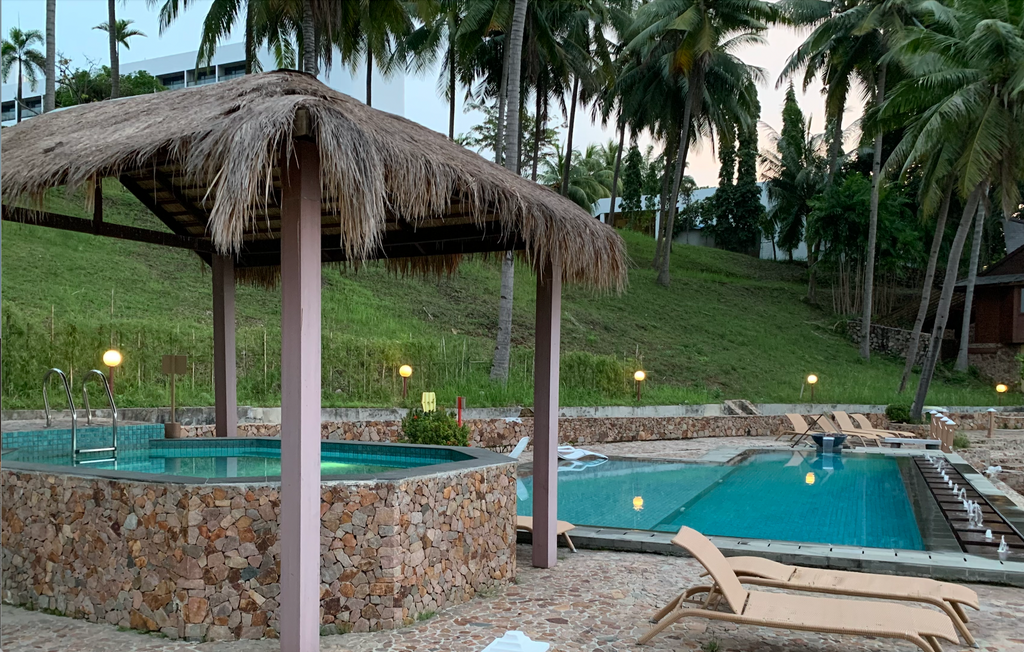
4 544 1024 652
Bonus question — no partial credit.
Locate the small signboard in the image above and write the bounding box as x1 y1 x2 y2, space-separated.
162 355 188 375
421 392 437 412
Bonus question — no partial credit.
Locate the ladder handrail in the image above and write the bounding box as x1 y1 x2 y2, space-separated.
80 370 118 458
42 368 76 429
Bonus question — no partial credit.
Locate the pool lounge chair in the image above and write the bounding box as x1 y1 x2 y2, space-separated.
508 437 530 459
638 527 959 652
776 413 818 443
516 516 577 552
721 556 980 646
851 412 919 438
556 445 608 461
817 414 884 447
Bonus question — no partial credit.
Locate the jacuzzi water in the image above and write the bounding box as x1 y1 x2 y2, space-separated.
518 450 926 550
3 433 470 479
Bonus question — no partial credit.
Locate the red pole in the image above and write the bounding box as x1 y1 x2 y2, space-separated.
457 396 464 427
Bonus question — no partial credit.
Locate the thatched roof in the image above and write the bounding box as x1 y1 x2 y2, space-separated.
1 70 625 290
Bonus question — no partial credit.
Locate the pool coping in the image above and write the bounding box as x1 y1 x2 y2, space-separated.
0 437 515 485
519 445 1024 586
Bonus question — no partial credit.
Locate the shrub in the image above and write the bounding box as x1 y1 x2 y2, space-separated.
953 433 971 450
401 408 469 447
885 403 912 424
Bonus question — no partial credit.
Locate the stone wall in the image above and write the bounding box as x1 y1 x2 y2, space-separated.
1 463 516 641
181 413 792 450
846 321 932 365
967 342 1022 386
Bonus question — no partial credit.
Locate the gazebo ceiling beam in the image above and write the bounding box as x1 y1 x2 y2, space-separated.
1 205 208 251
119 174 208 245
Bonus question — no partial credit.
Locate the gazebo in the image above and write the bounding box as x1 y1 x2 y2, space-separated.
1 70 625 650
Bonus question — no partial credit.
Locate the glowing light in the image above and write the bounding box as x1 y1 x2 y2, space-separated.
996 383 1008 394
634 370 646 382
633 496 644 511
399 365 413 378
102 349 123 367
805 472 816 486
806 374 818 385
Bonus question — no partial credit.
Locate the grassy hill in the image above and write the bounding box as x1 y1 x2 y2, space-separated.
0 181 1003 410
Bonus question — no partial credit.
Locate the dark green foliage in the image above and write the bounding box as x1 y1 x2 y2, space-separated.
707 123 762 254
55 65 164 107
952 433 971 449
885 403 911 424
620 144 645 214
402 408 469 447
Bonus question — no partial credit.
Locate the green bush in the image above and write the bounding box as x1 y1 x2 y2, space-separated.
885 403 912 424
401 408 469 447
953 433 971 450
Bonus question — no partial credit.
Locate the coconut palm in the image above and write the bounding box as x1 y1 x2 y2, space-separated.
1 27 46 123
540 143 614 210
94 18 147 51
330 0 412 106
44 0 55 113
624 0 776 286
879 0 1024 418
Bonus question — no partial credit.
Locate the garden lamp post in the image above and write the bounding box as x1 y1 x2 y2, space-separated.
996 383 1007 406
806 374 818 402
103 349 123 396
399 365 413 399
634 370 646 402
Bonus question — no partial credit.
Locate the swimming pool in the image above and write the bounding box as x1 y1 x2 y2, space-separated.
518 450 927 550
3 433 472 480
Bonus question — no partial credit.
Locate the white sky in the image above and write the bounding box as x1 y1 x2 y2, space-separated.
1 0 863 187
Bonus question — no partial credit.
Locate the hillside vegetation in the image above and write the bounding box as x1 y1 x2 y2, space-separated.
0 182 1002 410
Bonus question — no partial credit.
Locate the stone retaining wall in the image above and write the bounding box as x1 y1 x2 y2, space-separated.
846 321 932 365
1 463 516 641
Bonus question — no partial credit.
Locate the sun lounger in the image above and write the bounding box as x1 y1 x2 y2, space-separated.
776 413 817 442
852 413 918 438
556 445 608 461
516 516 576 552
638 527 959 651
819 414 884 447
508 437 530 459
720 555 979 646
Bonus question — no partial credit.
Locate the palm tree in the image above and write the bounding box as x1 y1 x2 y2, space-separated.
331 0 412 106
879 0 1024 418
540 143 614 210
1 28 46 123
625 0 776 286
44 0 56 113
94 18 147 97
148 0 297 73
94 18 147 50
489 0 527 383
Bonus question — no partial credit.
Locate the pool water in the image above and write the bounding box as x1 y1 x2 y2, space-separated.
518 450 925 550
4 437 469 479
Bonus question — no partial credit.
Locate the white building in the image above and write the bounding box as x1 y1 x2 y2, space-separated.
590 183 808 261
2 41 404 126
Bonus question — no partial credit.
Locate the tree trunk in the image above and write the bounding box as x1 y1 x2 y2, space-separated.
447 41 457 138
365 51 373 105
607 123 626 226
16 62 23 123
899 184 952 393
302 0 317 75
489 0 528 383
653 137 676 269
108 0 119 99
658 71 701 287
245 1 256 74
560 76 580 197
45 0 55 112
859 64 887 361
531 79 544 181
495 40 510 166
826 103 845 183
911 182 987 420
955 189 990 371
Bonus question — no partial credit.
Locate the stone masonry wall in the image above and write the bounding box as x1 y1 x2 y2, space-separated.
183 414 793 449
847 321 932 365
1 463 516 641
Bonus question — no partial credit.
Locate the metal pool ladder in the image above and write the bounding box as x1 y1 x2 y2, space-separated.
43 368 77 437
78 369 118 462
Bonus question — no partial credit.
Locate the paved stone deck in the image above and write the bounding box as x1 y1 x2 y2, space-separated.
4 545 1024 651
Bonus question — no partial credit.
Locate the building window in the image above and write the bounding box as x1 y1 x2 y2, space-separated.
188 67 217 86
22 97 42 118
1 101 15 122
158 72 185 90
219 62 246 82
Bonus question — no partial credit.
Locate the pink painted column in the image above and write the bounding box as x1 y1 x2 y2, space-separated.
212 254 237 438
532 257 562 568
279 138 322 652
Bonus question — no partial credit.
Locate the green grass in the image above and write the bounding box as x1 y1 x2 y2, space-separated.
1 181 1011 409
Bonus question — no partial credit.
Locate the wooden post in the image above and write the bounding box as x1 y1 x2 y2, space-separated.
532 257 562 568
988 409 995 439
213 254 237 438
279 138 322 652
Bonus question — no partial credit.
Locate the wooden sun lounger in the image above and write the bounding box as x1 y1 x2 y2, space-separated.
819 414 884 447
516 516 576 552
638 527 959 652
852 412 918 438
721 556 980 646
